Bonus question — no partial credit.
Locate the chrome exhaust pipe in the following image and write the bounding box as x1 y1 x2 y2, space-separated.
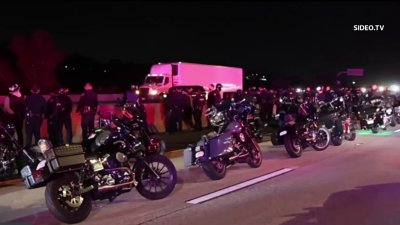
229 152 249 161
98 181 136 192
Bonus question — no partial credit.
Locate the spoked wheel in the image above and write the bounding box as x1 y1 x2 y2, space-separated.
312 127 331 151
135 155 177 200
202 158 227 180
283 135 303 158
45 173 92 224
247 138 262 168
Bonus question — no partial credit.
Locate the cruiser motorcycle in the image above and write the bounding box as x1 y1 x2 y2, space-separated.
279 101 331 158
20 114 177 224
184 100 262 180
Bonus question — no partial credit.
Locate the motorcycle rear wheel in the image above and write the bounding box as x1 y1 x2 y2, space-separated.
45 173 92 224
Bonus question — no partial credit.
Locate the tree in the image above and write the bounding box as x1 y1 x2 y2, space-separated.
9 30 65 93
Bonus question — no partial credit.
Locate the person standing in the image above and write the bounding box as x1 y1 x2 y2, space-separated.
192 89 206 132
207 83 222 127
58 88 73 144
76 82 98 142
25 85 46 146
183 88 194 129
3 84 25 146
46 91 62 146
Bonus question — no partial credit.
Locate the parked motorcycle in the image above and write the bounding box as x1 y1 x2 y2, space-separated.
20 114 177 224
183 100 262 180
395 105 400 124
279 101 331 158
0 122 39 180
231 99 265 143
269 96 299 146
358 97 393 133
97 103 166 155
317 97 356 146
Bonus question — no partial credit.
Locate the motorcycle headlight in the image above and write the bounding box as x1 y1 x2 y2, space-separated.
239 133 246 142
386 108 392 114
38 139 53 153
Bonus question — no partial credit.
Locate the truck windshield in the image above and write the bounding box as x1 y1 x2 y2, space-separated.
144 76 164 84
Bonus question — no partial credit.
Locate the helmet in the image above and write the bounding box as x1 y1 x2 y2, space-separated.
8 84 20 93
216 83 222 89
59 87 69 95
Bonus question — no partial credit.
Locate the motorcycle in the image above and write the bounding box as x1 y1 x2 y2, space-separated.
0 122 40 180
97 102 166 155
231 99 265 143
395 105 400 124
317 96 356 146
20 114 177 224
358 97 391 133
279 101 331 158
183 100 262 180
269 96 299 146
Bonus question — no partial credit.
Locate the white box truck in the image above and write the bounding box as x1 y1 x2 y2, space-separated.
139 62 243 102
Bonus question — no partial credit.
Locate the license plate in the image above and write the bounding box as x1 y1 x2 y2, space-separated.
367 120 374 125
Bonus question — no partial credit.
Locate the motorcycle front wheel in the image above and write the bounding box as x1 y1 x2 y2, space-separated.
312 127 331 151
247 138 262 168
202 158 227 180
45 173 92 224
283 135 303 158
135 154 177 200
270 130 281 146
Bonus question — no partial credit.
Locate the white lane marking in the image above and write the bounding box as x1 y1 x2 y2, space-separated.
186 167 296 204
394 129 400 133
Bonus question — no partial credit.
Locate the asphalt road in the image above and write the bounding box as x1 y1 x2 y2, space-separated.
2 127 400 225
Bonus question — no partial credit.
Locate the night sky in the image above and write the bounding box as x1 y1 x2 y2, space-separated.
1 1 400 85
